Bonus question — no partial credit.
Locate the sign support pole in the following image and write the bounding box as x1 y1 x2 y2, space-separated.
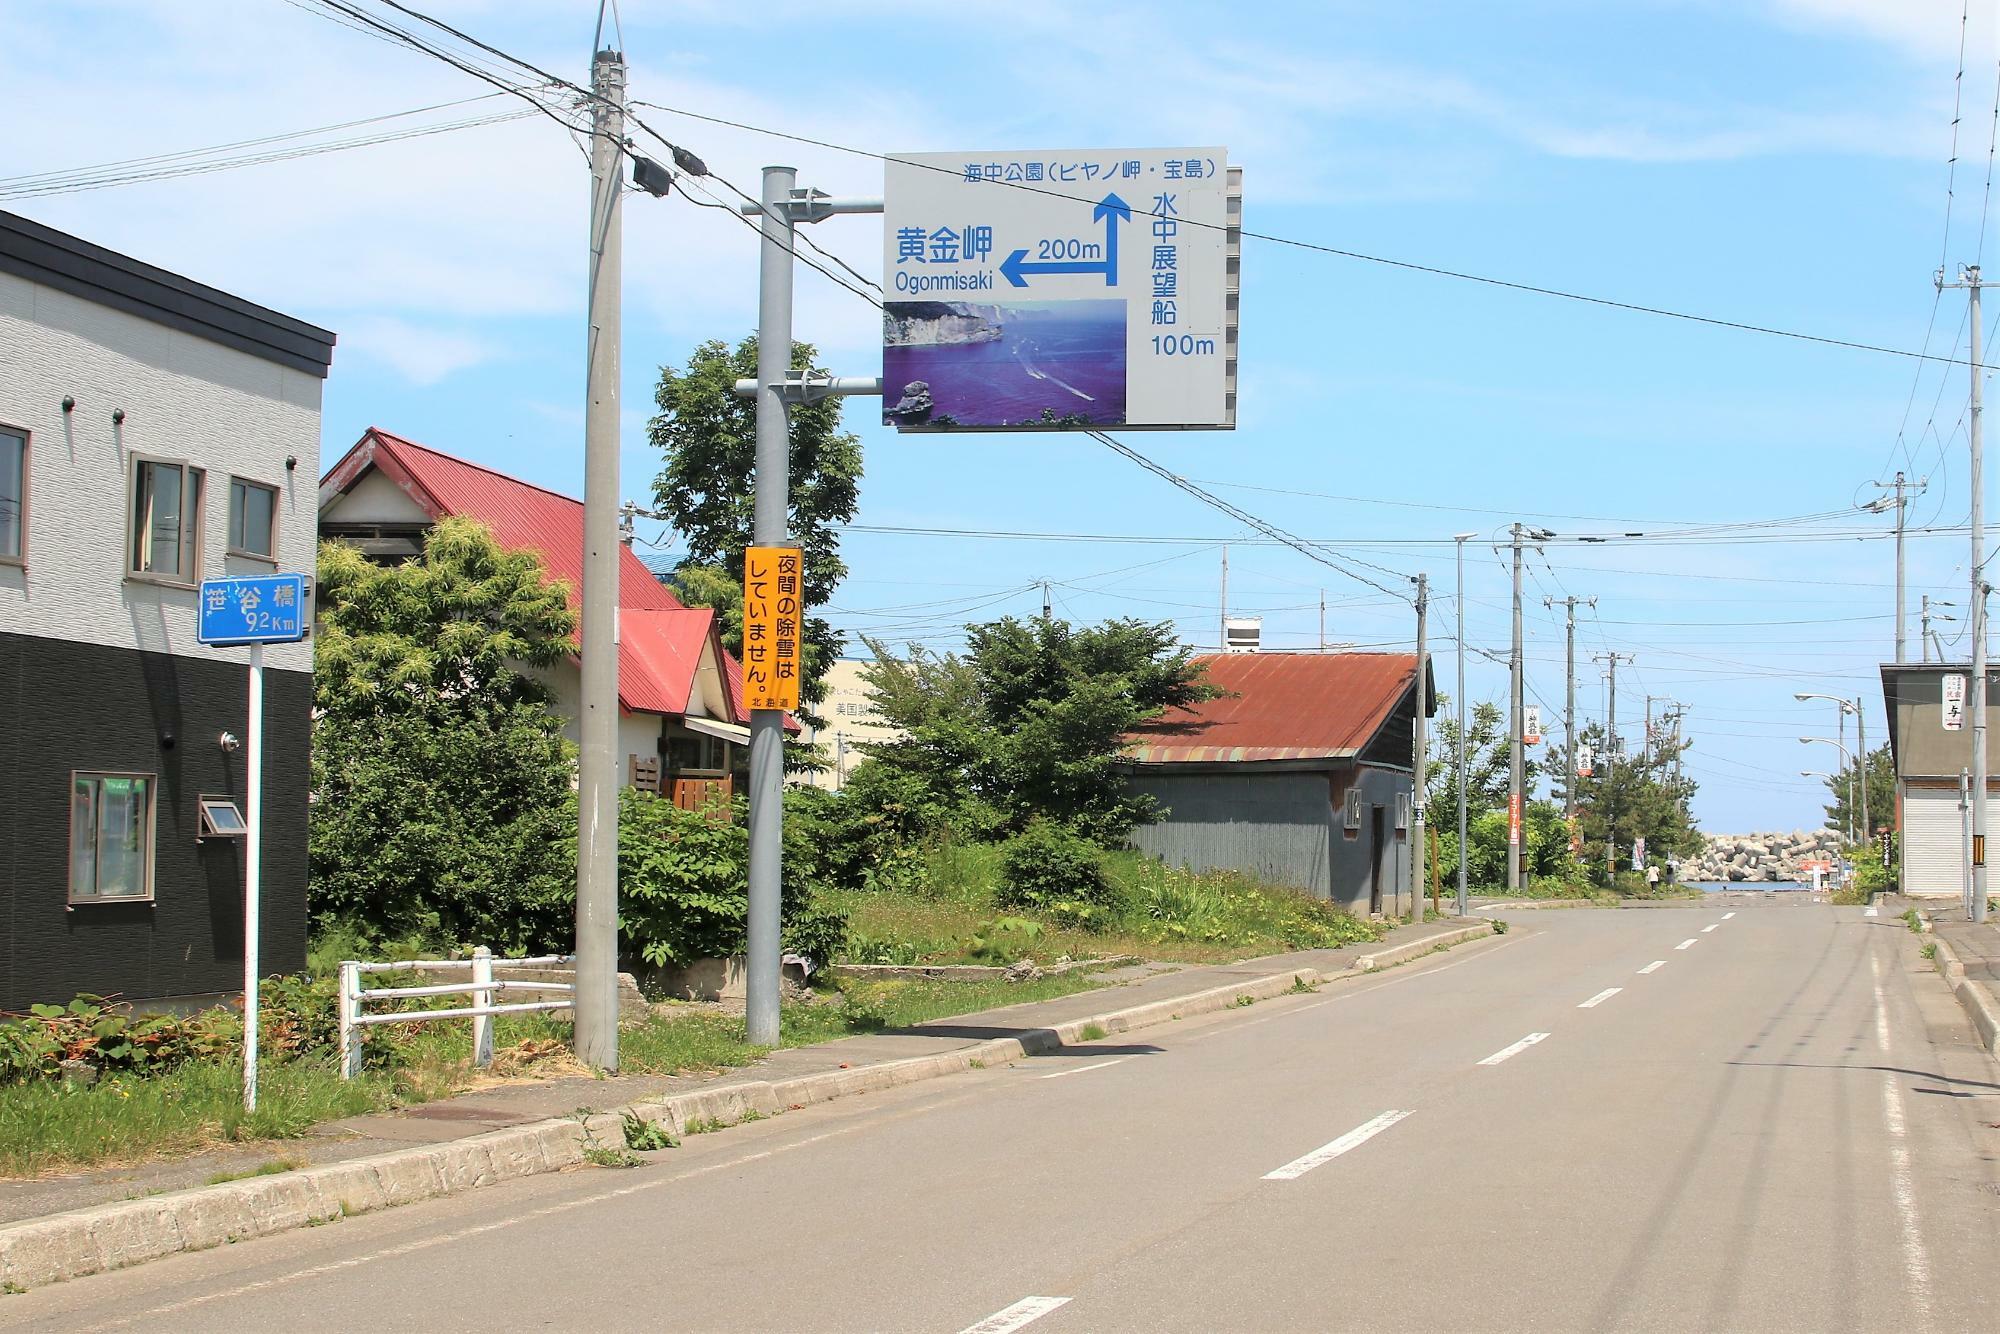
244 641 263 1112
1411 573 1428 923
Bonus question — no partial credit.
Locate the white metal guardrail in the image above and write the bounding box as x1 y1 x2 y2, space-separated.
337 948 575 1078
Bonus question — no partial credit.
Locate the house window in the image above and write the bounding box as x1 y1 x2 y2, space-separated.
70 773 155 901
228 477 277 560
0 426 24 563
130 457 204 584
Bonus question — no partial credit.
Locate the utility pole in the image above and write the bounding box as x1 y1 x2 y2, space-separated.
573 47 626 1072
1543 596 1594 836
1940 262 1991 923
1855 695 1871 850
1595 652 1632 881
1871 472 1910 661
1455 533 1474 915
1508 524 1526 891
1219 545 1229 652
1411 574 1429 923
1041 580 1052 622
1318 589 1325 651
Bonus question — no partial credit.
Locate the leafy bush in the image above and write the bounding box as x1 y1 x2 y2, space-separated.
619 789 846 969
995 821 1123 929
966 917 1045 963
1121 860 1377 950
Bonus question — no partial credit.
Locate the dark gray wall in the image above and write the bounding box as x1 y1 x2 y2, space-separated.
0 631 310 1010
1125 763 1413 916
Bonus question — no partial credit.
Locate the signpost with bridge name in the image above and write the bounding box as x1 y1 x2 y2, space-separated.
197 573 309 1112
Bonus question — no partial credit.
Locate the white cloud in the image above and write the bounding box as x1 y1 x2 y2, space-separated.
341 316 503 385
1765 0 1988 62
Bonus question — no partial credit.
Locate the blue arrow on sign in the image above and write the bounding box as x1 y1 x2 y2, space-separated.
1000 193 1132 288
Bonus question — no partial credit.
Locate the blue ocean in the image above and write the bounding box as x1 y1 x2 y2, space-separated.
884 301 1127 427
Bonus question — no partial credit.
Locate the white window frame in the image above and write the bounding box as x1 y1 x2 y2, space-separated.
128 454 206 587
0 424 25 566
68 771 158 904
227 475 279 562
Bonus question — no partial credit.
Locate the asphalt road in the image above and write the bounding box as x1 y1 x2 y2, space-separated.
6 898 1997 1333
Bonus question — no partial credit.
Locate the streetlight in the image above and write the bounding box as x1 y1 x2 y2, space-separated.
1454 531 1475 917
1800 735 1855 844
1796 692 1870 853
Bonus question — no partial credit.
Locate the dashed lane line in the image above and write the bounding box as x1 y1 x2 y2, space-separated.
1039 1059 1129 1080
1676 939 1698 950
1263 1110 1414 1180
1477 1033 1551 1066
1702 923 1721 933
1578 988 1623 1008
1722 911 1736 919
959 1297 1073 1334
1638 961 1666 974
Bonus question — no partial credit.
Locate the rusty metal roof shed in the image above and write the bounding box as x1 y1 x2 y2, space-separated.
1123 651 1431 765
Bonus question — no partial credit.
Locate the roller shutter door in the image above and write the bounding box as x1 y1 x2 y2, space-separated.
1902 785 1964 896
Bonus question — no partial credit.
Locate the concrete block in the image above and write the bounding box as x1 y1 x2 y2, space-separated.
434 1140 498 1193
0 1216 101 1289
90 1199 182 1272
304 1161 387 1219
236 1175 319 1234
371 1148 447 1205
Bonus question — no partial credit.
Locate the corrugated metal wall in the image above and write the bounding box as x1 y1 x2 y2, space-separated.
1903 783 1965 896
1125 765 1412 916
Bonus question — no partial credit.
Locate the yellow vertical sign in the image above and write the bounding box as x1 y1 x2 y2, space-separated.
742 546 803 712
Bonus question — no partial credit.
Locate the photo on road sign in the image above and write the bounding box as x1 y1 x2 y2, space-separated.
883 299 1128 427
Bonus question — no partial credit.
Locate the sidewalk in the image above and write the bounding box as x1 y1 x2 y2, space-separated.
0 916 1493 1289
1925 906 2000 1059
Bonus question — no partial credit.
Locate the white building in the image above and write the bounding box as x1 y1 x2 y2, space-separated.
0 209 334 1009
796 657 906 790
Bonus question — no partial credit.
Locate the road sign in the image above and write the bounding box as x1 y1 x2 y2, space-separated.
197 574 308 646
742 546 803 712
1524 705 1542 745
882 148 1236 431
1944 672 1966 731
1576 743 1594 777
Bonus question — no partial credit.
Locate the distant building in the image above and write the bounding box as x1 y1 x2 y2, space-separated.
319 428 771 809
1118 652 1433 916
796 657 906 790
0 209 335 1010
1880 662 1998 897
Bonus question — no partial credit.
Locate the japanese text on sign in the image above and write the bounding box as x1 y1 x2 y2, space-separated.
1944 673 1966 732
197 574 309 646
742 546 803 713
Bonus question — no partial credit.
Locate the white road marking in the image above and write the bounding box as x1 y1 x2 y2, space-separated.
1263 1110 1413 1180
959 1297 1072 1334
1477 1032 1550 1066
1638 960 1666 974
1722 911 1736 919
1872 953 1890 1054
1880 1075 1935 1321
1040 1058 1128 1080
1676 938 1698 950
1578 988 1623 1008
1701 923 1721 933
1864 906 1880 917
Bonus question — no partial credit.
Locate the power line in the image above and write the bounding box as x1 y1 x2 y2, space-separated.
629 97 1984 369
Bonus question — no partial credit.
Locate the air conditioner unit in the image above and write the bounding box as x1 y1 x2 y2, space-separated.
1223 616 1262 653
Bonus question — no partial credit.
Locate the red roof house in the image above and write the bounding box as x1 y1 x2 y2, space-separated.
319 428 759 799
1120 652 1433 916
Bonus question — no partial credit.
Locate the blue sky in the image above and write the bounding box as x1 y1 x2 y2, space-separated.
7 0 1993 830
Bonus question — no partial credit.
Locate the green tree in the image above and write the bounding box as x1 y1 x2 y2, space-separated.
1551 722 1702 882
646 336 862 723
1822 742 1896 846
309 521 580 951
860 616 1219 842
1425 697 1542 816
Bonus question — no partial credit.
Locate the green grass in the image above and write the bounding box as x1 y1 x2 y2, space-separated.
831 843 1384 969
204 1157 303 1186
0 1060 387 1179
1078 1022 1108 1042
1905 908 1923 933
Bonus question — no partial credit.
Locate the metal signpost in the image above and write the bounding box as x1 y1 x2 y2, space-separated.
881 149 1237 431
197 573 309 1111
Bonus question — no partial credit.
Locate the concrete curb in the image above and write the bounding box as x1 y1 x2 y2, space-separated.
0 921 1492 1292
1930 936 2000 1059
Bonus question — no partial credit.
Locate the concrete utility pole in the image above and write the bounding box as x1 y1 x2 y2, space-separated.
1871 472 1910 661
1543 595 1594 837
1595 652 1632 881
1508 524 1525 891
1411 573 1429 923
733 171 885 1041
1455 533 1474 915
573 47 626 1071
1042 580 1052 622
1940 262 1991 922
1856 695 1871 849
1922 597 1956 663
